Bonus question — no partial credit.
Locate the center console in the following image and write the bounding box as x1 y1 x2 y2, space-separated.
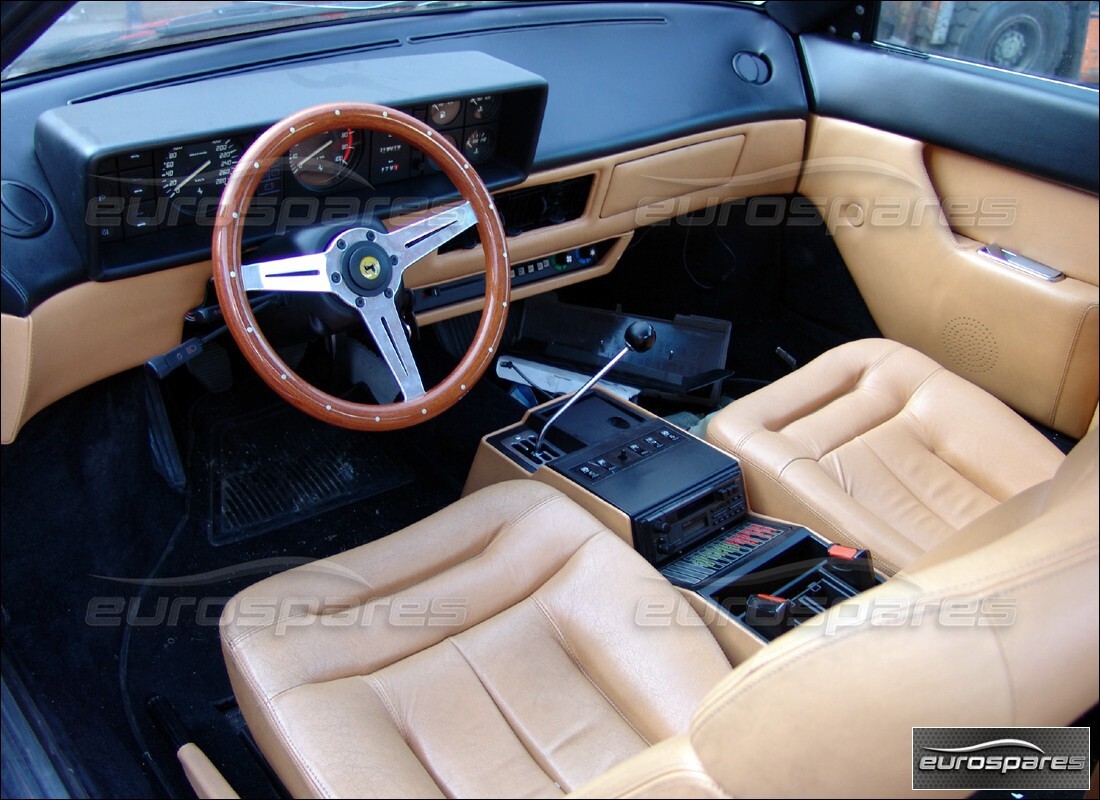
465 387 883 651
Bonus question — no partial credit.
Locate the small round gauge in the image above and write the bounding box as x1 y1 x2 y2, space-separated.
466 95 501 123
463 127 496 164
428 100 463 128
160 138 241 213
288 128 362 190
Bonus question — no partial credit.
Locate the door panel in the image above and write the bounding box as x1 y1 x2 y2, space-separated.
925 147 1099 286
800 33 1099 192
798 116 1098 438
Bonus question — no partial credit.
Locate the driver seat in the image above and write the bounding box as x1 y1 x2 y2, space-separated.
221 430 1098 797
220 480 733 797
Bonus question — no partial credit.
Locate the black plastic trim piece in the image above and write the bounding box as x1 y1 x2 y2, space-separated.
0 652 90 799
0 1 72 72
801 34 1100 193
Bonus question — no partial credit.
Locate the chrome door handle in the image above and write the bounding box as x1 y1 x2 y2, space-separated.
979 243 1065 282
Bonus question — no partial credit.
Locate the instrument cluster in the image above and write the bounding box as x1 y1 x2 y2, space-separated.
90 94 504 243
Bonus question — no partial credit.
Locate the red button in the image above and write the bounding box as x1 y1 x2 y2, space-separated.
828 544 860 560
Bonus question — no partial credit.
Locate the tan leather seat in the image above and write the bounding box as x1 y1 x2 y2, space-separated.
578 428 1098 798
223 431 1098 798
220 480 733 798
705 338 1065 573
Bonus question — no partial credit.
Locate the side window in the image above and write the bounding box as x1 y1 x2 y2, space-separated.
876 1 1100 87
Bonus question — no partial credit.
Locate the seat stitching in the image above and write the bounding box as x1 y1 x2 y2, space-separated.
803 360 944 465
360 673 408 741
989 622 1019 726
810 370 999 509
1049 302 1097 429
774 341 908 437
446 637 568 793
252 525 611 707
227 646 334 798
359 673 456 797
228 493 565 646
739 450 902 574
365 494 565 601
847 435 957 545
694 536 1096 736
714 343 910 455
530 594 653 748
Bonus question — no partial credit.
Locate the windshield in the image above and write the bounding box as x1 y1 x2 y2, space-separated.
3 0 481 80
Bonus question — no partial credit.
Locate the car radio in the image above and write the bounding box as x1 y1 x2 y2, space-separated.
633 469 747 564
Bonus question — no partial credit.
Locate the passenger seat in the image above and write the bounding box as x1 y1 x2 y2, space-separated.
705 339 1066 573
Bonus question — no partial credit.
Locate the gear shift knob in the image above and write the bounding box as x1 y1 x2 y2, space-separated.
625 321 656 353
533 320 658 455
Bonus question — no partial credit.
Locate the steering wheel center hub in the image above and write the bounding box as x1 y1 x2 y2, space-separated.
345 242 393 295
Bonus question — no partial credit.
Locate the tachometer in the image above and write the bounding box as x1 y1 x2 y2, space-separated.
159 139 241 213
288 128 362 189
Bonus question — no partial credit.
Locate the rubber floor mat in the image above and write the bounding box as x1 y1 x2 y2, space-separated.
206 404 414 545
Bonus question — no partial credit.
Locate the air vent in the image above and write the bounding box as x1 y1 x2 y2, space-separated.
731 52 771 85
1 181 52 238
440 175 594 254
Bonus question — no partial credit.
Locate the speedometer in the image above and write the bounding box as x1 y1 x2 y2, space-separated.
288 128 362 189
159 139 241 214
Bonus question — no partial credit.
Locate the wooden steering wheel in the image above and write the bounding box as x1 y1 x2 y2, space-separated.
212 102 510 431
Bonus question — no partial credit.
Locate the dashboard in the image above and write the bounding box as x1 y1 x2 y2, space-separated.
2 3 807 315
1 2 810 444
34 51 546 279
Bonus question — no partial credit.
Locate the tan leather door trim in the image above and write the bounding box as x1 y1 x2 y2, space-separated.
798 116 1099 438
927 146 1099 286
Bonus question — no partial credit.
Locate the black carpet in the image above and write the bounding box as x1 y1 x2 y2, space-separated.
202 402 416 545
1 362 526 798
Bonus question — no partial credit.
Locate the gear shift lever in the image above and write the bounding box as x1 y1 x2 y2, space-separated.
534 321 657 455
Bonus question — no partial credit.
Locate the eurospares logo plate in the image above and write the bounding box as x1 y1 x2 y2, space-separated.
912 727 1090 790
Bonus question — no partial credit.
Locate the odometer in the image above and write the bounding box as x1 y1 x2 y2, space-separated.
159 139 241 214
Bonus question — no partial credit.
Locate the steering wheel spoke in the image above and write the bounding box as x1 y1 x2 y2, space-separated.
241 252 332 293
356 296 425 401
380 201 478 272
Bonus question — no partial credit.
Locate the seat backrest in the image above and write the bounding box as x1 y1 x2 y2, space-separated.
572 428 1098 798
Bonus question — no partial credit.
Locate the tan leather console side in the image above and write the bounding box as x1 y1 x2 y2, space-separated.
1 261 210 444
798 116 1099 438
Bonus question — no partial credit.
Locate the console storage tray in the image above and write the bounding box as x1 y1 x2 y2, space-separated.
663 523 883 642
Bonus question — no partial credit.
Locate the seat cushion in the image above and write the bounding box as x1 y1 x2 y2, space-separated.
705 339 1064 573
221 480 732 799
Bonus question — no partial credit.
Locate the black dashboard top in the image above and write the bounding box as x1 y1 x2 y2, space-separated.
1 2 806 315
36 51 547 279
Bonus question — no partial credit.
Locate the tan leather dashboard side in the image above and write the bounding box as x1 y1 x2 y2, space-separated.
399 119 805 299
1 120 805 444
1 262 210 445
798 116 1099 438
